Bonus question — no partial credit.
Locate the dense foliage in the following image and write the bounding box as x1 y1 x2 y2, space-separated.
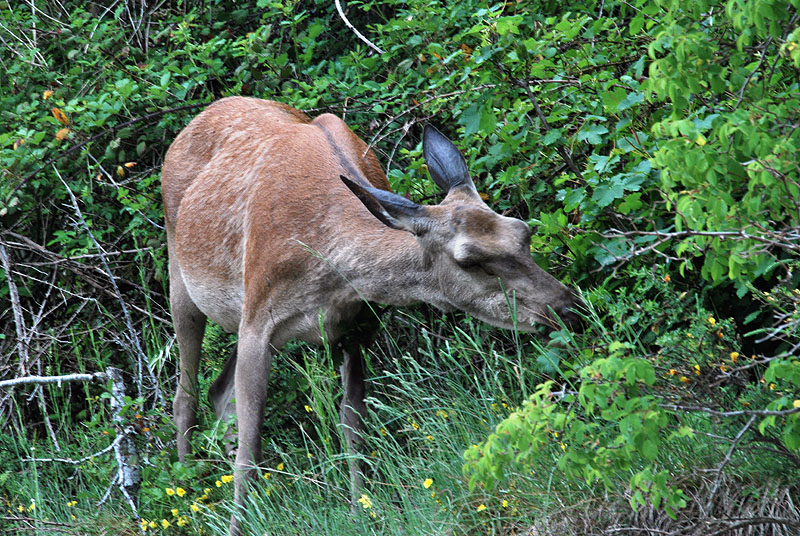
1 0 798 534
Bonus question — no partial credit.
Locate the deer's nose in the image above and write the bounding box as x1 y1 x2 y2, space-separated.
556 295 585 332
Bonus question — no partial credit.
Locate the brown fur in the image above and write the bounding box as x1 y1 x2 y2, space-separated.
162 97 581 534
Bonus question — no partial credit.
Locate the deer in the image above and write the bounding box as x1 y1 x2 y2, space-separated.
161 96 581 533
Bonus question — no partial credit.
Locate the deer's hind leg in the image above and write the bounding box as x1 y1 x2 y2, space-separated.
169 250 207 461
208 343 238 457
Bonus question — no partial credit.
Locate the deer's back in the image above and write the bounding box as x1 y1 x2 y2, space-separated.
162 97 390 334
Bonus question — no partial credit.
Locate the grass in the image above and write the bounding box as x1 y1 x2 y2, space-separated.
2 280 798 535
0 309 593 536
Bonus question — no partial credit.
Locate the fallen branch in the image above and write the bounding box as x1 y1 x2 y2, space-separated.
0 371 108 389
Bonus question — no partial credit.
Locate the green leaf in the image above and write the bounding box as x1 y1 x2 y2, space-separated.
641 439 658 461
618 192 643 214
629 14 644 35
577 123 609 144
495 15 523 35
543 128 562 145
592 180 625 207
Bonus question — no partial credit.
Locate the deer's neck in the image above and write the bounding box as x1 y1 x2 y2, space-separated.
337 228 445 310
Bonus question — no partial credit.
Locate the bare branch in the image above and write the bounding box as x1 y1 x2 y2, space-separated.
0 243 29 375
0 371 108 389
334 0 384 55
364 84 499 158
57 171 163 406
660 403 800 418
515 78 586 182
27 433 119 464
704 414 757 513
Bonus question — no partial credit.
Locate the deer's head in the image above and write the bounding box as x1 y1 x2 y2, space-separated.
342 125 582 332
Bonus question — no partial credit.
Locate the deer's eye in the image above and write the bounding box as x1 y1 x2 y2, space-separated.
456 258 498 277
456 258 479 270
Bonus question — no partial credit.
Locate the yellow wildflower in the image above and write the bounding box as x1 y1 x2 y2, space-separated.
276 462 285 471
161 519 170 529
793 400 800 408
177 517 188 527
171 508 179 517
304 405 313 413
423 478 433 489
221 474 234 483
176 487 186 497
191 503 201 513
148 521 157 529
411 421 420 430
708 316 716 325
730 352 739 363
215 480 222 487
476 504 487 512
166 487 175 496
679 376 690 383
694 364 701 375
502 499 509 508
357 494 373 509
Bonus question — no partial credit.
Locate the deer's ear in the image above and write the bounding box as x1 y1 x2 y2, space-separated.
423 125 478 198
341 176 428 234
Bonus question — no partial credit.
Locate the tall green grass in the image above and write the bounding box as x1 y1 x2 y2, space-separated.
1 305 595 536
199 314 597 536
4 280 796 535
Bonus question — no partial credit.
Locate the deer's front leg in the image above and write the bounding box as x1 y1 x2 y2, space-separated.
230 328 273 535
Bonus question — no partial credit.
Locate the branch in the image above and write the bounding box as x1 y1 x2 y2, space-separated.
0 243 28 374
515 78 586 182
106 367 140 516
334 0 385 55
704 414 757 514
594 227 800 253
0 371 108 389
15 367 141 518
364 84 499 158
27 432 119 464
58 171 163 406
660 403 800 418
